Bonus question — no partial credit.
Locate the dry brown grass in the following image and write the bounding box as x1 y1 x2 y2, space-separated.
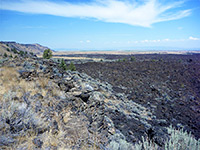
0 67 103 150
38 77 49 89
0 67 20 94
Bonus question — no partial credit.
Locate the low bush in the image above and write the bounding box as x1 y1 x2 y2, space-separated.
4 53 7 57
130 56 136 61
43 49 52 59
59 59 67 70
68 62 76 71
11 48 18 54
133 125 200 150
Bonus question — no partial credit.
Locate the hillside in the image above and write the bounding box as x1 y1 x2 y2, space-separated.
0 52 200 149
0 41 52 55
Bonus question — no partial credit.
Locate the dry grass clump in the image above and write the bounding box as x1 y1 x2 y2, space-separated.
0 67 104 149
9 111 103 149
0 67 20 95
0 67 50 98
0 99 48 149
38 77 49 89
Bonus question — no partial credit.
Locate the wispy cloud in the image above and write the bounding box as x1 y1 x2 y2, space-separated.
80 40 91 43
129 38 192 44
189 36 200 40
0 0 191 27
86 40 91 43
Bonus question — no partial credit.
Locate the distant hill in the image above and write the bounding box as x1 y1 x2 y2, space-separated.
0 41 52 55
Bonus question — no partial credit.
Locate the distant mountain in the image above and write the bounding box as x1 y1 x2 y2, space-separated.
0 41 53 54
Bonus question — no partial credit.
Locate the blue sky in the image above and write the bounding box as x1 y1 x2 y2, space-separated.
0 0 200 50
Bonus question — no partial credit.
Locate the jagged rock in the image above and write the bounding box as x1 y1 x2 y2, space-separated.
79 92 90 103
1 55 199 150
32 138 43 148
0 136 16 147
23 61 35 70
0 58 8 64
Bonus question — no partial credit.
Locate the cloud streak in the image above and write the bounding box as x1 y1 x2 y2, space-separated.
189 36 200 41
0 0 191 27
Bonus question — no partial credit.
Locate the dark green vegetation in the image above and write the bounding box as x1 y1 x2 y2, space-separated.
3 53 7 57
59 59 76 71
59 59 67 70
68 62 76 71
11 48 18 54
43 49 53 59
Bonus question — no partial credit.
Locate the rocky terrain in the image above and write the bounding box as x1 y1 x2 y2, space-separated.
0 50 200 149
0 56 153 149
76 54 200 140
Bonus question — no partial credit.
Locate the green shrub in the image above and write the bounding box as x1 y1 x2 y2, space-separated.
165 125 200 150
122 58 126 62
4 53 7 57
6 48 10 52
19 51 25 56
43 49 52 59
59 59 67 70
130 56 136 61
68 62 76 71
117 59 121 62
11 48 18 54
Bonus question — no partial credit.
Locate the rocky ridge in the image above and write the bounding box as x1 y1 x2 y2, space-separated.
0 56 177 149
0 41 52 55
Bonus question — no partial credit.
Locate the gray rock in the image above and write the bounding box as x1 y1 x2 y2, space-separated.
0 58 8 64
79 92 90 103
0 136 15 146
23 61 35 70
33 138 43 148
89 91 105 102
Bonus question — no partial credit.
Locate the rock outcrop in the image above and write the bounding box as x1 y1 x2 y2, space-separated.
1 55 199 149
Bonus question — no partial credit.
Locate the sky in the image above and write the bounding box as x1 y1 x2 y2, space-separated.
0 0 200 51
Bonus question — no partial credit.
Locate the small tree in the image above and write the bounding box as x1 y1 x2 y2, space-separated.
59 59 67 70
4 53 7 57
12 48 18 54
130 56 136 61
19 51 25 56
43 49 52 59
68 62 76 71
122 58 126 62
